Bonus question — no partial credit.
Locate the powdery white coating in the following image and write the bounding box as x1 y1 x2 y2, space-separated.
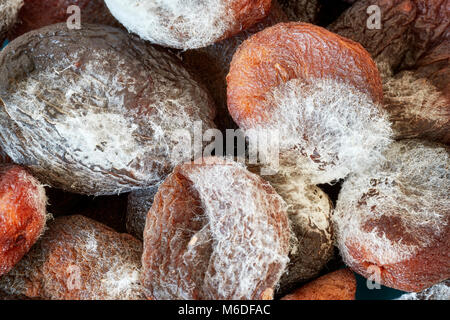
246 78 393 185
184 161 290 299
20 169 49 231
104 0 234 49
143 158 291 300
0 215 145 300
0 0 23 39
54 112 140 172
0 33 216 195
383 70 449 141
333 140 449 266
396 281 450 300
275 175 332 232
263 173 334 293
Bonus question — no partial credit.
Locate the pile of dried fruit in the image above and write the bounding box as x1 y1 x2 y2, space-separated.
0 0 448 300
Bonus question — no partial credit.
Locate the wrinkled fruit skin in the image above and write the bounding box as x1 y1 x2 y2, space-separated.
0 147 11 163
333 140 450 292
0 0 23 43
0 23 216 195
227 22 383 127
182 1 289 131
8 0 121 40
329 0 448 77
278 0 321 23
277 183 334 294
0 164 46 276
142 157 291 300
0 215 145 300
126 186 159 241
329 0 450 144
281 269 357 300
397 280 450 300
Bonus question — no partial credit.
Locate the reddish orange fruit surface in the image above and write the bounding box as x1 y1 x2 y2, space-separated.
281 269 357 300
0 165 46 276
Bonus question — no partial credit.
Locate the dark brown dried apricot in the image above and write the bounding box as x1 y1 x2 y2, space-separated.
329 0 449 144
278 0 321 23
227 22 391 185
383 41 449 144
126 186 159 241
0 147 11 163
0 215 145 300
0 164 47 276
0 23 216 195
8 0 120 40
182 1 289 130
141 157 291 300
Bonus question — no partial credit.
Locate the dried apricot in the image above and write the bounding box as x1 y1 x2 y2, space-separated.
272 175 334 293
182 1 289 130
0 164 47 276
246 163 334 294
0 23 216 195
278 0 320 23
8 0 120 40
333 139 450 292
281 268 357 300
104 0 272 49
0 0 22 43
0 215 145 300
329 0 449 144
227 22 391 184
141 157 291 300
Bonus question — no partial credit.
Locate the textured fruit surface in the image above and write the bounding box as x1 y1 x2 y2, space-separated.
227 22 383 127
45 188 128 233
104 0 271 49
0 147 11 163
329 0 449 144
226 23 392 185
0 289 32 300
281 269 356 300
278 0 320 22
8 0 120 40
0 23 216 195
142 157 291 300
126 186 159 240
182 1 289 131
0 0 23 43
397 280 450 300
329 0 449 77
0 164 46 276
333 140 450 292
0 215 145 300
274 176 334 293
